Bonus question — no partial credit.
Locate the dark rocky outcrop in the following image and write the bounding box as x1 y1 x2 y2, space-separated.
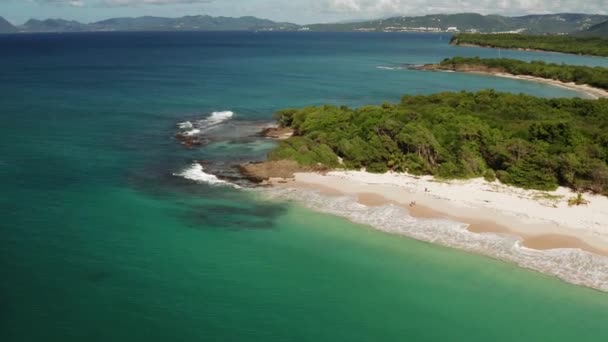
238 160 313 183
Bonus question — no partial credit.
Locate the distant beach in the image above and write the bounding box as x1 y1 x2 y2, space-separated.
417 65 608 99
480 72 608 99
265 171 608 291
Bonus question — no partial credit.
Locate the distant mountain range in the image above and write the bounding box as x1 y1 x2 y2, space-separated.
0 15 298 33
0 16 17 33
0 13 607 36
306 13 608 35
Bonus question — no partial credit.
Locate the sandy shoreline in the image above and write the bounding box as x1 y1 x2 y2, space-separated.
453 43 572 55
453 42 608 59
417 65 608 99
485 72 608 99
265 171 608 291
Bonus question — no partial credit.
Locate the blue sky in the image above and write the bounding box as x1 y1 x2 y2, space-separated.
1 0 607 25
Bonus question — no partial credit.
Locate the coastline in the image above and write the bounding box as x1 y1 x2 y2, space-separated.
483 72 608 99
417 64 608 99
451 42 608 59
453 42 565 55
263 170 608 291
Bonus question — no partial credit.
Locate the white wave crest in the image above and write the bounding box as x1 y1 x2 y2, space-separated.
177 121 193 129
205 111 234 126
262 187 608 292
173 163 240 188
193 111 234 131
377 65 408 71
176 111 235 136
183 129 201 136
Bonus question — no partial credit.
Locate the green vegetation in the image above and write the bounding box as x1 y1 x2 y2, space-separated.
568 193 590 206
451 33 608 57
579 20 608 37
533 193 564 201
438 57 608 90
270 91 608 195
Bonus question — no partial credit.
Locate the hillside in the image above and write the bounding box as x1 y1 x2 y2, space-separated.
21 19 89 32
87 15 299 32
579 20 608 37
306 13 608 34
0 16 17 33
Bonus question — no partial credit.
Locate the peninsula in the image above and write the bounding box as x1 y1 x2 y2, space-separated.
248 91 608 290
451 33 608 57
416 57 608 99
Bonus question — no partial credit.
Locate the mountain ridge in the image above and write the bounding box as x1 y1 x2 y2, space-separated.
579 20 608 37
0 16 17 33
2 13 607 35
305 13 608 34
5 15 299 33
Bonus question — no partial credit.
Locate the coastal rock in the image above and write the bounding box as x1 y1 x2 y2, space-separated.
260 126 294 140
175 133 203 148
239 160 311 183
414 63 503 73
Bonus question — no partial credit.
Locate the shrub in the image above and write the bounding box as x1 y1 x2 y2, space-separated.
568 193 590 206
484 169 497 182
496 170 512 184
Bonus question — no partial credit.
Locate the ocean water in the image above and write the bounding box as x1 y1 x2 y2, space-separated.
1 31 608 341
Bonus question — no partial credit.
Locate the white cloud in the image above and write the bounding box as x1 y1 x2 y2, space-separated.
102 0 212 6
34 0 86 7
29 0 213 6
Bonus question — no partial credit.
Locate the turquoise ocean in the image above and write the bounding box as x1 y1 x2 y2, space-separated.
1 32 608 341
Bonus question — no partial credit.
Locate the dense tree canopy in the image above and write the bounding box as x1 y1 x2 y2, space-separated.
270 91 608 195
438 57 608 90
452 33 608 57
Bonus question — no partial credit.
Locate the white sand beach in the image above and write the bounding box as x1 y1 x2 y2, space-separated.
265 171 608 291
419 65 608 99
491 73 608 99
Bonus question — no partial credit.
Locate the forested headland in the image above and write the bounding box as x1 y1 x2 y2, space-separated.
421 57 608 91
451 33 608 57
268 91 608 195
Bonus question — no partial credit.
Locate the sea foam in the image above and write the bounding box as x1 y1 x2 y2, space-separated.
262 187 608 292
177 111 235 136
173 163 240 188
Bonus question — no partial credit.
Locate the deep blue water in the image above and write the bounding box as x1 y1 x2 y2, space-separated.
1 31 608 342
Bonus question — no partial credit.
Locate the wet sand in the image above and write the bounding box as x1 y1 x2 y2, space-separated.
278 177 608 258
357 193 608 257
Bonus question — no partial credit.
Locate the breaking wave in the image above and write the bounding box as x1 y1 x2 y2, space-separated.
377 66 404 70
173 163 240 188
177 111 234 136
376 64 415 71
262 187 608 292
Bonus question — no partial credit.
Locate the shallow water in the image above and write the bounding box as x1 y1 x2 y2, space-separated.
264 187 608 291
1 31 608 341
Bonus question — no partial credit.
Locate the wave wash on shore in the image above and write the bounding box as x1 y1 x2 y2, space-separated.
261 182 608 292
